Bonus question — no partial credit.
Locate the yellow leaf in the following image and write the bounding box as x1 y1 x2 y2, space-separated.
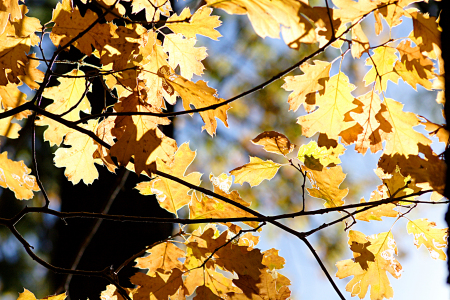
298 72 357 139
0 0 22 35
121 0 172 22
355 187 398 222
262 248 285 270
336 231 402 300
184 267 241 298
135 143 201 215
251 131 295 156
230 156 281 187
206 0 317 49
303 165 348 208
351 23 369 59
158 67 229 136
135 242 186 275
0 10 41 85
409 11 441 58
189 174 259 228
380 97 431 156
110 91 177 175
332 0 380 23
421 116 449 146
36 69 91 147
0 151 39 200
282 60 331 113
0 111 21 138
163 33 208 80
18 53 44 90
54 120 101 185
407 218 449 260
131 269 186 300
50 0 116 55
166 6 222 40
364 46 400 92
297 141 345 169
0 83 31 120
228 268 291 300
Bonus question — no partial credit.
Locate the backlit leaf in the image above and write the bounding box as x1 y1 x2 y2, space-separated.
230 156 281 187
251 131 295 156
407 218 448 260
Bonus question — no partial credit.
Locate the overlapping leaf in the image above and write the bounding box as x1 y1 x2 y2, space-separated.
135 143 201 215
230 156 281 187
251 131 295 156
0 151 39 200
336 231 402 300
407 218 448 260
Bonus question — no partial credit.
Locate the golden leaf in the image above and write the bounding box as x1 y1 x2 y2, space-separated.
0 83 31 120
336 230 402 300
297 141 345 169
0 0 22 35
0 151 39 200
167 6 222 40
135 242 186 275
121 0 172 22
409 11 441 58
131 269 186 300
251 131 296 156
298 72 357 139
407 218 448 260
163 33 208 80
54 120 101 185
50 0 116 55
303 165 348 208
282 60 331 113
351 23 369 59
364 46 400 92
230 156 281 187
355 187 398 222
36 69 91 147
135 143 201 215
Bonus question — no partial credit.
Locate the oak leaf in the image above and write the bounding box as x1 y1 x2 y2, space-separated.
0 151 39 200
0 83 31 120
0 11 41 85
298 72 357 139
163 33 208 81
351 23 370 59
339 91 384 154
184 267 241 298
131 269 186 300
166 6 222 40
251 131 295 156
297 141 345 170
355 187 398 222
409 11 441 58
193 286 223 300
121 0 172 22
17 289 66 300
364 46 400 92
230 156 281 187
110 92 177 175
50 0 116 55
282 60 331 113
380 97 431 156
406 218 448 260
0 111 21 138
336 230 402 300
262 249 285 270
135 242 186 275
54 120 101 185
205 0 317 49
0 0 22 35
36 69 91 146
135 143 201 216
158 67 229 136
228 268 291 300
303 165 348 208
18 53 44 90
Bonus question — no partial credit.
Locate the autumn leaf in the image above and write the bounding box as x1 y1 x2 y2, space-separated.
230 156 281 187
364 46 400 92
189 174 259 228
121 0 172 22
0 151 40 200
407 218 449 260
163 33 208 80
205 0 318 49
355 186 398 222
303 165 348 208
351 23 369 59
184 267 241 298
282 60 331 113
228 268 291 300
158 67 229 136
19 53 44 90
166 6 222 40
0 10 41 85
50 0 116 55
193 286 223 300
251 131 295 156
0 83 31 120
0 0 22 35
135 242 186 275
262 248 285 270
135 143 201 215
110 91 177 175
131 269 186 300
0 112 21 138
54 120 102 185
336 230 402 300
17 289 66 300
409 10 441 58
420 116 449 145
339 91 384 154
380 97 431 156
297 141 345 169
298 72 357 139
